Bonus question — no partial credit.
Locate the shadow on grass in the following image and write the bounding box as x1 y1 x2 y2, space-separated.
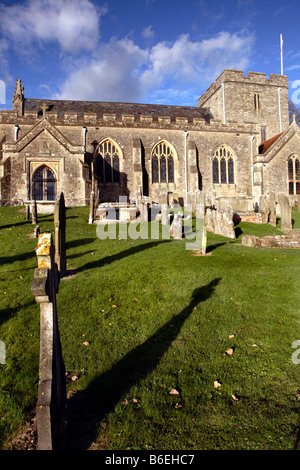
76 240 171 273
65 277 221 450
0 301 36 326
0 250 36 266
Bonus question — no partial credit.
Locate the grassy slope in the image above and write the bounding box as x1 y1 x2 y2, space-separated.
0 206 299 450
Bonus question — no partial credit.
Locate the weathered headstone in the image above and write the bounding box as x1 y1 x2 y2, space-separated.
268 191 276 226
279 195 292 231
54 192 66 276
205 205 235 239
31 200 38 225
31 233 66 450
259 195 269 224
170 212 183 239
161 204 169 225
88 190 95 224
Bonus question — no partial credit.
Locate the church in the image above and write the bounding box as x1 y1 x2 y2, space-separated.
0 69 299 216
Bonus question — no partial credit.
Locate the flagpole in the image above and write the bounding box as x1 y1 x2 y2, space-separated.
280 34 283 75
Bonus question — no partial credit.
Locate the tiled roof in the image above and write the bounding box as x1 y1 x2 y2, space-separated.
258 133 282 154
23 98 213 123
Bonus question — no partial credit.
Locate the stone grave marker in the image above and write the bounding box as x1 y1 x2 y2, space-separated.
54 192 66 276
268 191 276 226
279 195 292 231
31 233 66 450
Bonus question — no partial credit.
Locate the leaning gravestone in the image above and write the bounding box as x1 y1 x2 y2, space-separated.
279 195 292 231
54 192 66 276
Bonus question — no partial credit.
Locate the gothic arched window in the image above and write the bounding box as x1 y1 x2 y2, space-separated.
152 142 175 184
212 146 235 185
97 139 120 184
288 156 300 195
33 165 56 201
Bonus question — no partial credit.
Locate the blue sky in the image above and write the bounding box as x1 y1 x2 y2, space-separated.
0 0 300 109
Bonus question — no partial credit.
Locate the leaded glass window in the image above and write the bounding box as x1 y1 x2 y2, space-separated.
152 141 175 185
33 165 56 201
288 156 300 195
212 146 235 185
97 139 120 183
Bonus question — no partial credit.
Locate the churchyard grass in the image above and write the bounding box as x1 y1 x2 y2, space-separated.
0 206 299 450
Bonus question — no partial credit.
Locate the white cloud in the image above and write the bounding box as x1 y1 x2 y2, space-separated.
54 30 254 104
0 0 106 53
54 37 148 101
142 25 155 39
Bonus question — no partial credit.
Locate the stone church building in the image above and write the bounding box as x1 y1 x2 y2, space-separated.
0 69 299 216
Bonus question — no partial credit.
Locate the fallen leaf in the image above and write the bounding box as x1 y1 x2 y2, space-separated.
133 398 138 403
112 305 117 308
228 334 235 339
122 399 128 406
71 375 78 382
252 344 258 348
82 341 90 346
225 348 234 356
169 388 180 395
231 395 239 401
214 381 222 389
175 403 182 408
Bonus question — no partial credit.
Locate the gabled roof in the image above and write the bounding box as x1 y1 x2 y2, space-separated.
258 133 282 154
23 98 213 123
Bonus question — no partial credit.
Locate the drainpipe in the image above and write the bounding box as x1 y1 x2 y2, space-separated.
82 126 87 151
250 135 254 196
184 130 189 202
14 125 19 141
278 88 282 132
222 82 226 124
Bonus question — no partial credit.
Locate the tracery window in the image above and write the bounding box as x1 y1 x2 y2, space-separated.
152 141 175 184
97 139 120 183
288 155 300 195
33 165 56 201
212 145 235 185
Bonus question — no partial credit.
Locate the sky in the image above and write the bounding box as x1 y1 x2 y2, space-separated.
0 0 300 110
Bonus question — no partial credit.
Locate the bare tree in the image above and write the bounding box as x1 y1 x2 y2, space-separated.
289 99 300 125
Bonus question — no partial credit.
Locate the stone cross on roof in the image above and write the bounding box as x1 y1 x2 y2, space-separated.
40 102 49 118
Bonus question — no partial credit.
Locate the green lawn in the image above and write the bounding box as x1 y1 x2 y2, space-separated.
0 206 299 450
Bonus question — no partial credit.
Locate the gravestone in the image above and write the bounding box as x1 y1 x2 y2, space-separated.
259 195 269 224
88 190 95 224
205 205 235 239
31 233 66 450
170 212 183 239
31 200 38 225
54 192 66 276
161 204 169 225
268 191 276 227
279 195 292 231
